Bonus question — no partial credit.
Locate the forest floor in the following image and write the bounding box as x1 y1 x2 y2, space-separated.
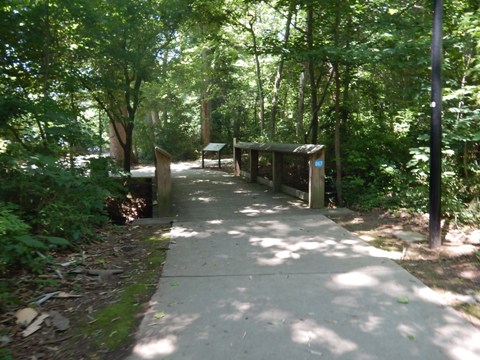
1 163 479 359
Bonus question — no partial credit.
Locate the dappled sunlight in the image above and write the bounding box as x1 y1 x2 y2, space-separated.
233 189 255 194
290 319 358 355
227 230 244 237
190 196 217 203
256 257 285 266
412 285 445 305
131 312 201 359
170 226 199 238
275 250 301 259
130 166 480 360
397 323 419 339
250 237 283 248
207 219 223 224
357 315 384 333
238 207 261 215
219 300 252 321
432 313 480 359
132 335 178 358
211 180 236 185
332 271 379 287
255 308 290 328
247 230 370 267
354 244 404 260
171 162 195 171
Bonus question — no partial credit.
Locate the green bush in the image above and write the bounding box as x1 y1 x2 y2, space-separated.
0 203 70 273
0 154 120 243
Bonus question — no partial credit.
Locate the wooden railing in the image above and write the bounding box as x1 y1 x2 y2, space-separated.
233 141 325 208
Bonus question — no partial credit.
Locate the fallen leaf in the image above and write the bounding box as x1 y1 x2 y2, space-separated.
407 334 415 340
22 313 49 337
15 308 38 327
50 311 70 331
397 296 409 304
154 311 166 319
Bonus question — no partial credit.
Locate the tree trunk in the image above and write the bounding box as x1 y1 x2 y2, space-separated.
150 111 159 125
109 120 126 163
123 122 134 172
201 96 212 146
270 6 293 140
201 46 212 146
296 68 306 141
249 21 265 135
306 5 319 144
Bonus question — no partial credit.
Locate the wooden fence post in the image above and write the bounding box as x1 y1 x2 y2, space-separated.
233 138 241 176
155 147 172 217
309 149 325 208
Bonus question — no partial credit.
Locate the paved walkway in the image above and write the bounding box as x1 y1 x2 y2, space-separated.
127 163 480 360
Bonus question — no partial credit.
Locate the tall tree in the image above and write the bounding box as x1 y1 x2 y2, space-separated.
70 0 182 171
269 3 294 140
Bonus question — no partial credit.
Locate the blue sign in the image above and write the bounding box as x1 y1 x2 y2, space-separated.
314 159 324 169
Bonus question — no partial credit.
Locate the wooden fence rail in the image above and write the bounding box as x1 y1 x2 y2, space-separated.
233 141 325 209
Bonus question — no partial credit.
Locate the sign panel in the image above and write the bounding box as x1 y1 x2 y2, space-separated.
203 143 226 152
314 159 324 169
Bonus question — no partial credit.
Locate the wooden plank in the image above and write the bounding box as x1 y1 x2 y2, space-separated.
235 142 324 155
281 184 308 201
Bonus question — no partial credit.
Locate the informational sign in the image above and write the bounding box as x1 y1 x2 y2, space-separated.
203 143 226 152
314 159 324 169
202 143 227 168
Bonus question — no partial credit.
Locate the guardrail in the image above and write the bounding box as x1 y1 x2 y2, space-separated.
233 141 325 208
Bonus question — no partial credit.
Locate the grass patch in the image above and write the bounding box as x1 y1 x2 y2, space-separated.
455 303 480 321
81 232 169 352
368 237 404 252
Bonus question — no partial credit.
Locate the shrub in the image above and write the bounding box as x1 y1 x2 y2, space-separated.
0 203 70 274
0 154 120 243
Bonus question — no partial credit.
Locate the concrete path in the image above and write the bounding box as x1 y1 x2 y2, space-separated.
127 164 480 360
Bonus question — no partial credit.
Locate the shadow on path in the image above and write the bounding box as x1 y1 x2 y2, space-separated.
127 165 480 360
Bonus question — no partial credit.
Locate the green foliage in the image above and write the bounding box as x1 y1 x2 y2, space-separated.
0 153 120 244
134 115 199 162
0 202 70 273
404 145 479 224
156 121 199 161
0 348 13 360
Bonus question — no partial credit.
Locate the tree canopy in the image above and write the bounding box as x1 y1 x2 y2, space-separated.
1 0 479 266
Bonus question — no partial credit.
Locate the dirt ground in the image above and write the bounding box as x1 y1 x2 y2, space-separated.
1 165 479 359
0 224 170 360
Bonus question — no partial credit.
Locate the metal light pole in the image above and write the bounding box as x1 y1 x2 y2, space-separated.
429 0 443 248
